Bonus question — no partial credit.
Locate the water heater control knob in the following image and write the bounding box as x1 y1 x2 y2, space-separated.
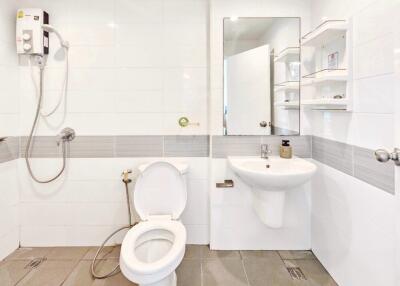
22 33 31 41
23 43 32 51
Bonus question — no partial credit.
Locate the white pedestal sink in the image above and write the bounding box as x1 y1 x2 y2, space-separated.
228 156 317 228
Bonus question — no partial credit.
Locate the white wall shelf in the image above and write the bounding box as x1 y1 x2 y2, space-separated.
274 81 300 93
301 19 353 111
274 101 300 109
274 47 300 63
302 69 347 86
301 98 348 110
302 20 347 47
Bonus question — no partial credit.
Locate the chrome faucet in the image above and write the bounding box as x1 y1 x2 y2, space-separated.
261 144 272 159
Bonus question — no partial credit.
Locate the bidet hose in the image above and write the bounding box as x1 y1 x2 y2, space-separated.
91 178 136 279
25 63 68 184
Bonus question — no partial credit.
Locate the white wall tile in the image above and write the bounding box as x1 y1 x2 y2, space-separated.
164 0 207 24
115 24 163 46
115 0 164 24
115 68 164 91
0 228 19 260
115 44 164 67
353 0 397 45
181 179 209 225
311 160 397 286
67 23 115 46
115 91 164 113
0 0 20 259
163 45 207 68
67 46 116 68
164 68 207 90
354 34 395 79
350 113 394 150
17 157 210 246
68 68 116 92
67 91 116 113
353 74 395 114
68 0 115 24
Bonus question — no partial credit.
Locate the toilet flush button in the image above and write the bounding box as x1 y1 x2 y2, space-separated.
23 43 32 51
22 33 31 41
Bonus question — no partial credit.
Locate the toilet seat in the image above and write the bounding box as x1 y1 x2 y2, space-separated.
120 218 186 284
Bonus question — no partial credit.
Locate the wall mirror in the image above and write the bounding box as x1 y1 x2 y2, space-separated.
223 17 300 135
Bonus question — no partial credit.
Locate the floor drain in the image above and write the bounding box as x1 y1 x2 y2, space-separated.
287 267 307 280
25 257 46 269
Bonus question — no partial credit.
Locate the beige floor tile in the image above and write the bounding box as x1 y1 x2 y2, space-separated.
176 259 201 286
0 260 32 286
64 259 136 286
283 260 338 286
3 247 338 286
183 245 202 259
202 258 248 286
240 250 280 260
16 260 77 286
4 248 51 261
62 260 96 286
279 250 316 260
243 251 294 286
94 271 137 286
46 247 89 261
83 246 121 260
201 245 241 260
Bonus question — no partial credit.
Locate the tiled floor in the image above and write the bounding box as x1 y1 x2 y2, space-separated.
0 246 337 286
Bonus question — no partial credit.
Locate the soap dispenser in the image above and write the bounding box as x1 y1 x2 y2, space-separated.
280 140 292 159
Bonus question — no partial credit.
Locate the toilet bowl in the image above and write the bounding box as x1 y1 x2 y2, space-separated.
120 161 188 286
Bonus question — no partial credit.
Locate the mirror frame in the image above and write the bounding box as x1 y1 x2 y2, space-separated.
222 16 302 136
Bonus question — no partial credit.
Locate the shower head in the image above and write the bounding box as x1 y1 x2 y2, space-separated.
42 24 69 49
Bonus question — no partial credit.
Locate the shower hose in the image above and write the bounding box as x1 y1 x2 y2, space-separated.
91 175 137 279
25 58 68 184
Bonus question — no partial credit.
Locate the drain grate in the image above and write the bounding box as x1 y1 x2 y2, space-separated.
287 267 307 280
25 257 47 269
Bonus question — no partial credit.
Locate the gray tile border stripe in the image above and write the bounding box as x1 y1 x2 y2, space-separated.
70 136 114 158
212 135 311 158
20 136 62 158
0 136 19 163
353 146 395 194
115 135 163 157
12 135 209 159
312 136 395 195
1 134 395 195
212 136 261 158
312 136 353 176
164 135 209 157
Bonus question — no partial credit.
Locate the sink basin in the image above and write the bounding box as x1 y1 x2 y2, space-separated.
228 156 317 190
228 156 317 228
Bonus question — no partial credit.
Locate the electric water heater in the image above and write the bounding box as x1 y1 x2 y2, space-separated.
16 8 49 55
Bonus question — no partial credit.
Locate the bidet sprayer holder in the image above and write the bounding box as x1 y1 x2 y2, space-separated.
122 169 133 183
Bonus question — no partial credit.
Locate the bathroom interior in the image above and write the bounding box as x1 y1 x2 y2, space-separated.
0 0 399 285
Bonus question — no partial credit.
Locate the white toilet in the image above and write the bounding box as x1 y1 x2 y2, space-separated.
120 161 188 286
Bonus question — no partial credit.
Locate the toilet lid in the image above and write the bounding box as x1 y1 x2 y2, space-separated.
134 161 187 220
